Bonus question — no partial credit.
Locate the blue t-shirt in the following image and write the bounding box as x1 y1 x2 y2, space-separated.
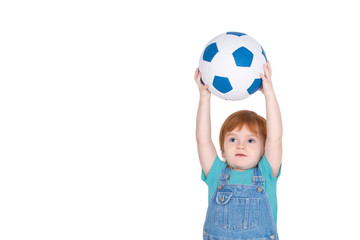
201 154 281 227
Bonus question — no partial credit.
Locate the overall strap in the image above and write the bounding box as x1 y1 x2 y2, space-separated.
252 166 265 191
217 166 231 190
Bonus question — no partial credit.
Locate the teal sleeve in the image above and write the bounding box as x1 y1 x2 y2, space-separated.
201 155 226 186
258 154 282 179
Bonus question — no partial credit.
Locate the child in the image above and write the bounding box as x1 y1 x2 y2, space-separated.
195 61 282 240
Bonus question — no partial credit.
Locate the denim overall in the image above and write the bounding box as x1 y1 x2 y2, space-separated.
203 166 279 240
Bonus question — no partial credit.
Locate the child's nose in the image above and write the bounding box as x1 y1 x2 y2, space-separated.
236 143 246 149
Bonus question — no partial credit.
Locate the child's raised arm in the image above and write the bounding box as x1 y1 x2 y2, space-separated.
195 68 217 177
259 61 283 178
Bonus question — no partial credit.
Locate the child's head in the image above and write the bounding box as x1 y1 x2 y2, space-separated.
219 110 267 171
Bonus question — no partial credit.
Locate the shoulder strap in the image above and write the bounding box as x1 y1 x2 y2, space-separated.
252 165 265 188
217 166 231 188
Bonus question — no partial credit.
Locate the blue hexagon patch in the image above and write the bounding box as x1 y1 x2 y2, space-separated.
261 46 267 61
203 43 218 62
232 47 254 67
247 78 262 95
226 32 246 37
213 76 233 93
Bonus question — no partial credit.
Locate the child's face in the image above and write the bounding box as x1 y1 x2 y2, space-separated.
222 125 265 172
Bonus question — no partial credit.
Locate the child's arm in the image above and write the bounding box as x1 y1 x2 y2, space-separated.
259 61 283 178
194 68 217 177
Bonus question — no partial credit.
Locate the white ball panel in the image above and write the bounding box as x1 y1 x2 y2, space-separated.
224 89 249 101
210 52 236 77
209 86 226 100
249 53 266 79
215 33 245 54
198 60 213 86
228 67 254 91
239 35 262 55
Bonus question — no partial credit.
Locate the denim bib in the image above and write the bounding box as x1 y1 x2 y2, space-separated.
203 166 279 240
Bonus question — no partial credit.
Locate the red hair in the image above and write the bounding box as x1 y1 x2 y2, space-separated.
219 110 267 153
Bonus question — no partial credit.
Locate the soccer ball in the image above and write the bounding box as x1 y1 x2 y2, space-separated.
199 32 267 101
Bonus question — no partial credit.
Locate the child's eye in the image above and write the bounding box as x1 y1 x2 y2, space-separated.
230 138 237 143
248 139 255 143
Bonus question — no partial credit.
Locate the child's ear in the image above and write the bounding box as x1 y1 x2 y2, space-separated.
221 150 225 159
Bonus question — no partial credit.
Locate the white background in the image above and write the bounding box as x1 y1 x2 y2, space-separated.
1 0 360 239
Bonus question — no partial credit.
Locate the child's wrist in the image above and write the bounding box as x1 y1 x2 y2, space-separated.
264 93 277 102
263 89 276 98
199 95 211 102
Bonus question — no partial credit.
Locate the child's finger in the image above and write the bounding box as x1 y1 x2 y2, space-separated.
194 69 201 84
194 68 199 80
267 61 272 75
259 73 266 81
263 64 269 77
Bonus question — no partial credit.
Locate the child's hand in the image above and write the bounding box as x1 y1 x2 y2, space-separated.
259 61 275 97
194 68 211 99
